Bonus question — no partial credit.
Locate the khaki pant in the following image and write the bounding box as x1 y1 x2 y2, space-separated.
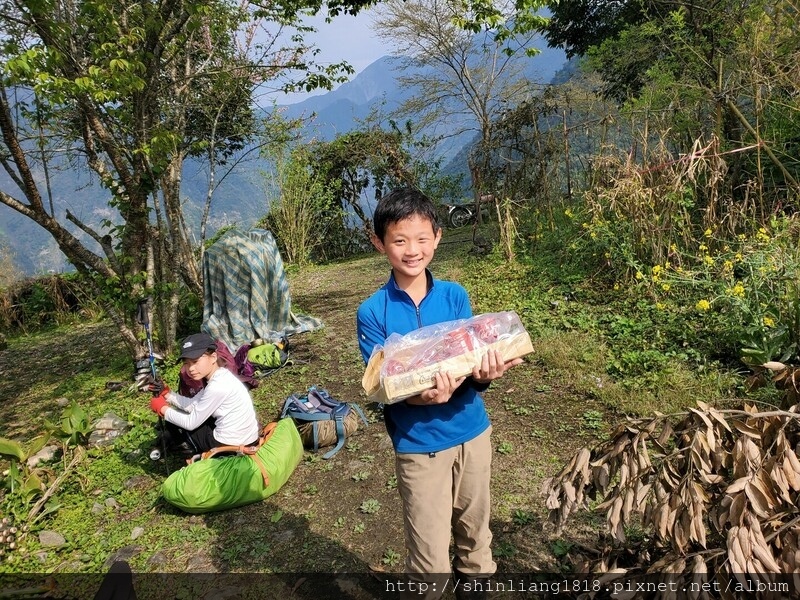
395 427 495 599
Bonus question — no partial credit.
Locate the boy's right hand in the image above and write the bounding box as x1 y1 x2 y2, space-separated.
406 371 465 405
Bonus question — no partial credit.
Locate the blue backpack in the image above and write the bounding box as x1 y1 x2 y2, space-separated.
280 386 368 459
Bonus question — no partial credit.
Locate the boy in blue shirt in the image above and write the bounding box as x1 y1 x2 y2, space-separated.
357 187 522 599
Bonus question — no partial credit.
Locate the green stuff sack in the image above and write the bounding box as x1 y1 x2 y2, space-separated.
247 343 288 369
161 418 302 514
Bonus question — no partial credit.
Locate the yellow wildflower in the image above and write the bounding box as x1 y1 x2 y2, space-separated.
731 283 745 297
635 272 644 280
656 303 666 311
661 283 671 291
653 265 663 275
704 228 712 237
704 255 714 266
564 208 574 218
699 244 708 252
763 316 775 328
696 299 711 311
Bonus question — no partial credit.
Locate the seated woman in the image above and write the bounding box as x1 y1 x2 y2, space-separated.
178 337 258 396
150 333 260 456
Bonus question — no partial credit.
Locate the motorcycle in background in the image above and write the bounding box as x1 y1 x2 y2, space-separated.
441 194 494 228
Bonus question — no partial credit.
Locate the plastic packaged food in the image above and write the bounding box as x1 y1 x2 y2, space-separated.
362 311 533 404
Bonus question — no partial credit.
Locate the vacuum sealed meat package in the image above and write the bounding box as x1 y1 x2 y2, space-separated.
362 311 533 404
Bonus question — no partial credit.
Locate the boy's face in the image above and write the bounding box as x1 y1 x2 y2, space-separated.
372 214 441 284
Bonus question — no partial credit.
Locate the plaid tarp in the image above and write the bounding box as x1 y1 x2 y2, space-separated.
202 228 323 350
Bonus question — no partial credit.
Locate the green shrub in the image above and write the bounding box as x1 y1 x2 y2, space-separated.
624 216 800 368
176 290 203 339
259 146 345 265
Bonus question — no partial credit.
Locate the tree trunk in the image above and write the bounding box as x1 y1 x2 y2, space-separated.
468 155 482 225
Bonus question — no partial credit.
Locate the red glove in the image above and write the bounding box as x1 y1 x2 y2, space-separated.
150 394 169 417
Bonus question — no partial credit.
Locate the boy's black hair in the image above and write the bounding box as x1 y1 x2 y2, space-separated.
372 186 440 241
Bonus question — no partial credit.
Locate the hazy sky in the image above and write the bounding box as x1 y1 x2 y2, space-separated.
279 8 394 104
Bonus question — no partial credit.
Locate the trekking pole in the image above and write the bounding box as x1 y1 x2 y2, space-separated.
136 299 169 475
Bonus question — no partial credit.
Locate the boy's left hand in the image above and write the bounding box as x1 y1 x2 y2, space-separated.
472 349 523 384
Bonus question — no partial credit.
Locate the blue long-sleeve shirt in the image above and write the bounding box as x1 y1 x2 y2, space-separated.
357 270 490 453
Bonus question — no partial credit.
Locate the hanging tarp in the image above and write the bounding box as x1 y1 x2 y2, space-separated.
202 229 323 349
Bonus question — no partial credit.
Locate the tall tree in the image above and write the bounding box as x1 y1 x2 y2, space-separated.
372 0 547 217
543 0 800 199
0 0 371 356
308 125 413 233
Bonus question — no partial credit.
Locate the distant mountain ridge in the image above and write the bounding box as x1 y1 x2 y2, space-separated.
277 44 567 166
275 56 410 140
1 46 567 275
289 55 403 109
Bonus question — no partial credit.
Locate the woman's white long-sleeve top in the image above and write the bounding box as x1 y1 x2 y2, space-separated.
163 367 259 445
